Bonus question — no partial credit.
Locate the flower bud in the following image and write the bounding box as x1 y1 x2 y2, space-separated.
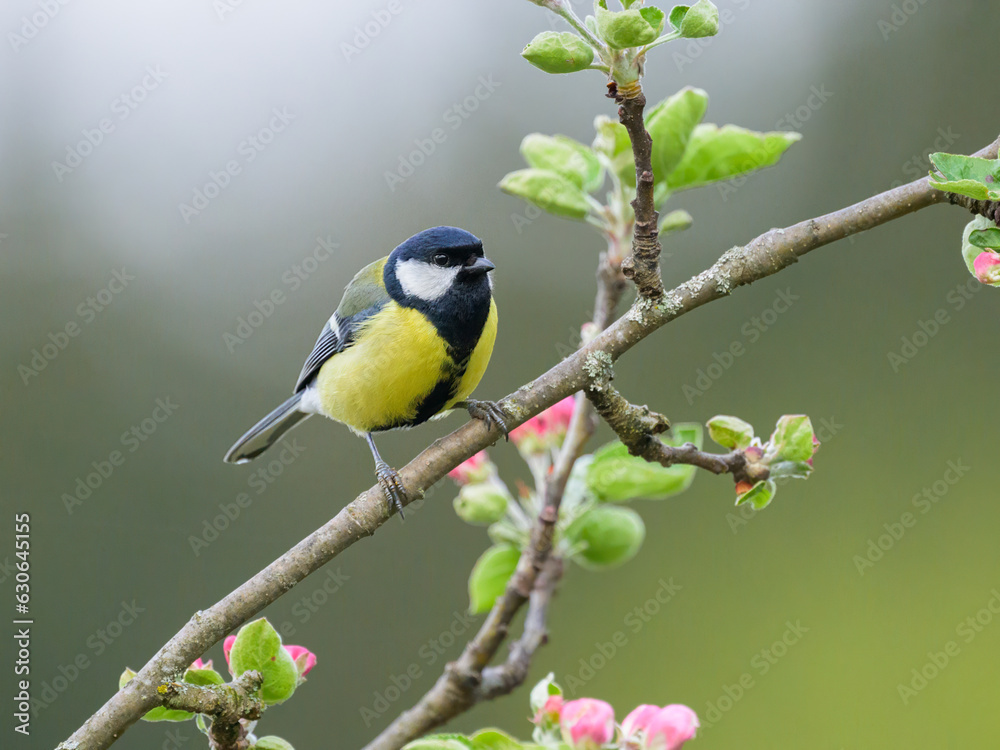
642 704 699 750
511 396 576 455
522 31 595 74
566 505 645 569
533 694 565 726
448 451 493 485
974 250 1000 285
223 634 237 673
284 645 317 678
622 704 661 740
560 698 615 749
453 482 510 525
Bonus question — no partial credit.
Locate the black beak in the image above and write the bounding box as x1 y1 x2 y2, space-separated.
461 256 495 276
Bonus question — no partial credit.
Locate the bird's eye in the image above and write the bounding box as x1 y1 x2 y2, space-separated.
432 253 449 267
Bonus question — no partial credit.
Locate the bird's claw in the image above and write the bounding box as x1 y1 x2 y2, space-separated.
375 461 407 519
462 399 510 441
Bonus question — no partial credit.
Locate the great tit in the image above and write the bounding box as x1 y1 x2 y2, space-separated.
224 226 506 515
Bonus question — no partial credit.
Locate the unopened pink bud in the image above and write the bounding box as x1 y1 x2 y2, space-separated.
973 251 1000 284
511 396 576 454
560 698 614 749
643 704 699 750
223 635 237 673
533 694 565 725
621 704 661 739
189 658 213 671
284 644 317 676
448 451 492 485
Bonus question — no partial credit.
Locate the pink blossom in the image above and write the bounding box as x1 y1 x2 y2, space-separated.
533 694 564 725
189 658 213 671
511 396 576 452
284 645 317 676
974 251 1000 284
223 635 236 671
560 697 614 749
621 704 661 740
447 451 491 485
642 705 699 750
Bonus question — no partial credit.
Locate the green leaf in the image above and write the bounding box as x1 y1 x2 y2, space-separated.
141 706 196 723
659 209 692 237
566 505 645 569
768 460 812 480
254 737 296 750
469 729 525 750
403 734 475 750
229 618 298 705
468 544 520 614
645 87 709 181
638 7 666 35
706 415 755 450
520 134 603 192
969 227 1000 250
119 667 137 690
737 480 776 509
929 153 1000 200
595 5 663 48
521 31 595 74
499 169 592 220
679 0 719 37
768 415 815 462
668 5 690 30
529 672 562 715
586 423 703 502
592 116 635 186
667 124 801 191
183 667 225 687
120 668 195 722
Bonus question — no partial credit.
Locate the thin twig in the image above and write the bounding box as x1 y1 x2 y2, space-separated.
612 81 665 300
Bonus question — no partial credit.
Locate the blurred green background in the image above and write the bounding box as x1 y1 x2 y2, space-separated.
2 0 999 748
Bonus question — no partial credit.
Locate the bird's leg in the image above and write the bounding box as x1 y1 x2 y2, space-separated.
455 399 510 441
365 432 406 519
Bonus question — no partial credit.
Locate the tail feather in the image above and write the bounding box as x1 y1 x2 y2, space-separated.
224 393 310 463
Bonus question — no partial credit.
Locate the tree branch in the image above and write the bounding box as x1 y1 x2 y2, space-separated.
157 671 263 750
947 191 1000 224
584 363 767 485
475 557 563 701
611 81 665 300
58 133 1000 750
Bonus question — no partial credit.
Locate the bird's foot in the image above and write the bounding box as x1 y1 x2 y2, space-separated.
459 399 510 441
375 460 407 519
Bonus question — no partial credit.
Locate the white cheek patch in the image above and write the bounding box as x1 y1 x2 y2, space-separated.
395 259 460 301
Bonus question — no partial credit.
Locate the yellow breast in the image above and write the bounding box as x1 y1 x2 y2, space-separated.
313 300 497 433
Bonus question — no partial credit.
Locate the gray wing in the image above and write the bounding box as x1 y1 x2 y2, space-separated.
293 306 383 392
294 257 391 393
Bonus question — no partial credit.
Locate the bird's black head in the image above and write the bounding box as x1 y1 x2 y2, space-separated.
384 226 495 352
385 226 494 304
